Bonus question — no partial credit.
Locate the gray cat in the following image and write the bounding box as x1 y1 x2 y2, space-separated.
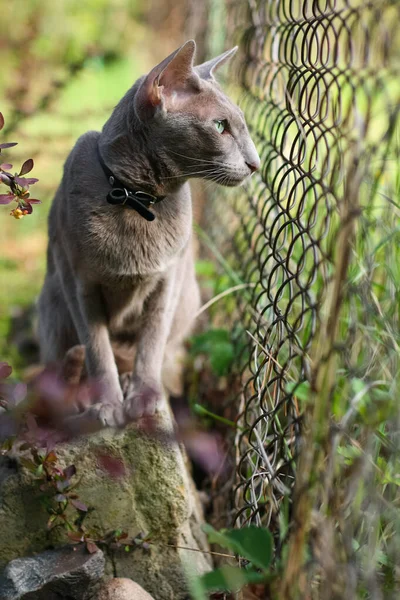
38 40 260 428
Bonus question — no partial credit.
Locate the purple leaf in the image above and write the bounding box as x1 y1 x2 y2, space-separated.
19 159 34 176
0 142 17 149
0 363 12 379
0 173 12 185
55 493 67 502
64 464 77 479
23 203 33 214
11 382 27 405
24 178 38 185
56 479 70 492
0 163 12 170
26 413 38 432
0 113 4 131
14 176 28 187
28 199 41 204
0 194 14 204
71 499 88 512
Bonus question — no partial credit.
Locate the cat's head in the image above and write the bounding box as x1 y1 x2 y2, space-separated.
134 40 260 187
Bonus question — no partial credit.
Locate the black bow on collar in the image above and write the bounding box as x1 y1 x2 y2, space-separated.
97 146 165 222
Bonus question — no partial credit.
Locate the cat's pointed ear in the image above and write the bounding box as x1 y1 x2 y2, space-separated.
195 46 238 82
135 40 200 120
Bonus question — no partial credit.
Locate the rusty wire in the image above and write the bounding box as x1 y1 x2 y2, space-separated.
203 0 400 535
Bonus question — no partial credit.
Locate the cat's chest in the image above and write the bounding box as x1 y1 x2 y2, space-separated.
104 274 159 336
85 201 192 279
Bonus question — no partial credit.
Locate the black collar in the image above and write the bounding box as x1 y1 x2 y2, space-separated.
97 145 165 222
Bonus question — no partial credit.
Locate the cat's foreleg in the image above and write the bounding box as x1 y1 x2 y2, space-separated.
123 272 178 420
54 255 124 427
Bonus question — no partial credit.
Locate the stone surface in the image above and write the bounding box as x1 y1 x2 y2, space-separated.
95 578 155 600
0 546 105 600
0 407 211 599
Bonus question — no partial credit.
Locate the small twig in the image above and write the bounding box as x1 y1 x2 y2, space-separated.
195 283 256 318
246 329 295 382
151 541 235 559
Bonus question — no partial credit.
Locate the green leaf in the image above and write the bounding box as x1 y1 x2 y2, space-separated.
190 329 230 354
190 329 234 376
202 524 273 570
200 565 266 592
195 260 216 277
193 404 237 429
210 341 234 376
19 457 37 472
351 378 366 395
285 381 310 403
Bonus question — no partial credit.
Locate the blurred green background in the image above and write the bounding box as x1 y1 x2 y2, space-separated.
0 0 216 364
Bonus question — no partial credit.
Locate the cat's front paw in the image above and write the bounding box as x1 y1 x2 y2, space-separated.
123 376 163 421
88 400 125 428
63 399 125 436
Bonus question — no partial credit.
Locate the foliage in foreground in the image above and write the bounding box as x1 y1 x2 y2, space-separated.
0 112 40 218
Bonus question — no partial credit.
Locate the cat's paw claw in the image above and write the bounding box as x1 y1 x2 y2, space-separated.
63 401 125 434
123 377 162 421
91 401 125 428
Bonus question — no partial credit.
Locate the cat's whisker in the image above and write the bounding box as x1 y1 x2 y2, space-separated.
162 167 222 180
169 149 227 167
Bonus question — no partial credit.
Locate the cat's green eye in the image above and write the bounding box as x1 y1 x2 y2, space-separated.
214 119 226 134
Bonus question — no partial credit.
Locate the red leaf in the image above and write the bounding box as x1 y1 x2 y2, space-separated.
0 142 17 149
19 159 34 176
71 499 88 512
46 451 57 463
0 163 12 170
96 453 127 479
86 541 99 554
0 194 14 204
67 531 84 542
23 203 33 214
0 362 12 379
0 113 4 131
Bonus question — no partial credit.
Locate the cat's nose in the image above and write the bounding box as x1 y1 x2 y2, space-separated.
246 160 260 173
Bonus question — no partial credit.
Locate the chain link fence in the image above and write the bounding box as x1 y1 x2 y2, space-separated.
203 0 400 561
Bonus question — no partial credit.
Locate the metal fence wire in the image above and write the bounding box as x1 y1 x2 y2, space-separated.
203 0 400 533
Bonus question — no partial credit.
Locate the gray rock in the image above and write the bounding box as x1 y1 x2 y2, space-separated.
95 578 155 600
0 546 105 600
0 407 211 599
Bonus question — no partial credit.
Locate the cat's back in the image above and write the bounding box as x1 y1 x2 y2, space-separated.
48 130 102 231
